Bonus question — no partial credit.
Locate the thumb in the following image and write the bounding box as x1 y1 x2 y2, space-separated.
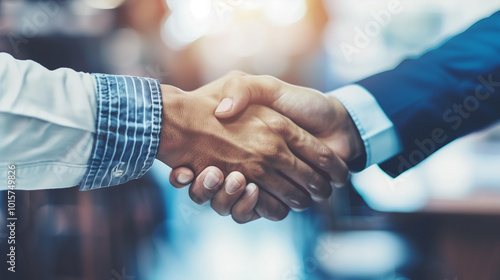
214 96 249 118
214 75 283 118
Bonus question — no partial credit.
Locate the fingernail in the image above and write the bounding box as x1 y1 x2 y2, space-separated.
331 181 344 188
203 171 220 189
215 98 233 114
225 176 242 195
308 184 318 190
177 173 192 184
289 199 301 207
244 183 257 197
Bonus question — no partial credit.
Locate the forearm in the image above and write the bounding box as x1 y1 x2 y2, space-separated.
0 53 165 190
358 10 500 176
0 53 96 190
157 84 191 163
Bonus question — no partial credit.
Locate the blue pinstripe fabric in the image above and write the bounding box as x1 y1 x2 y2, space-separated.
79 74 162 190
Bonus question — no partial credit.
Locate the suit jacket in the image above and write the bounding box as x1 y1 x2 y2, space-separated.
357 10 500 177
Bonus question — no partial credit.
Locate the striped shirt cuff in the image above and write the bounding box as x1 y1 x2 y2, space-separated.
79 74 162 191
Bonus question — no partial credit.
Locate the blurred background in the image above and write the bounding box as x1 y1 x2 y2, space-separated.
1 0 500 279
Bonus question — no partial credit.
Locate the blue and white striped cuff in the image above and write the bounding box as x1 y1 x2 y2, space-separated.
79 74 162 191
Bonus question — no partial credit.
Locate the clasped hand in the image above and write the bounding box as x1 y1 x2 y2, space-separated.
157 72 363 223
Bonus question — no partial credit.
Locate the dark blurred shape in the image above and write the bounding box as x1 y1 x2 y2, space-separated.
0 1 169 279
1 174 166 280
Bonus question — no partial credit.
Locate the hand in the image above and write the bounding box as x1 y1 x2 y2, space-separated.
158 72 347 222
213 74 365 163
170 72 359 223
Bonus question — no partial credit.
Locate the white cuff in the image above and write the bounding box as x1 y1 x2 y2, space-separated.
327 85 403 168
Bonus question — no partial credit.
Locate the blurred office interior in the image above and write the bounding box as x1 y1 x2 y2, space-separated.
2 0 500 279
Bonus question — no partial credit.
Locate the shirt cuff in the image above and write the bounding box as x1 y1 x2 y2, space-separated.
79 74 162 191
327 84 403 169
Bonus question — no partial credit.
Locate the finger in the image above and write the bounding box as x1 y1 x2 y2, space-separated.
255 169 313 210
263 117 333 198
188 166 224 205
169 167 195 188
270 116 349 187
254 189 290 221
211 172 247 216
215 75 284 118
281 157 333 200
231 183 261 224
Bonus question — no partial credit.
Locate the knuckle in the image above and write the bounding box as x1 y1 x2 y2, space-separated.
261 75 280 88
256 139 290 164
318 146 335 164
251 165 267 179
226 76 245 88
262 145 283 161
267 117 288 134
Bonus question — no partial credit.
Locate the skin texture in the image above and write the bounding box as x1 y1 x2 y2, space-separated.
170 72 364 223
214 74 364 163
158 72 348 222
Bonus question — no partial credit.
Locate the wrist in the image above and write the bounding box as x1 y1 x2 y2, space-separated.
157 84 186 162
328 96 365 164
157 85 222 169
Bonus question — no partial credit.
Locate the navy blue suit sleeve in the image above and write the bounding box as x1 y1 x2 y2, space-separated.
357 10 500 177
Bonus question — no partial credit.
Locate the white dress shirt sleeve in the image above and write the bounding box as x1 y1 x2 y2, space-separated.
0 53 163 191
327 84 403 169
0 52 97 190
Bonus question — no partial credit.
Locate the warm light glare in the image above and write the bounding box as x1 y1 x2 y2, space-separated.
163 0 308 48
227 22 268 57
162 12 210 49
190 0 212 19
264 0 307 26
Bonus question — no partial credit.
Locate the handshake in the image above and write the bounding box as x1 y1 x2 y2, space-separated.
156 71 364 223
